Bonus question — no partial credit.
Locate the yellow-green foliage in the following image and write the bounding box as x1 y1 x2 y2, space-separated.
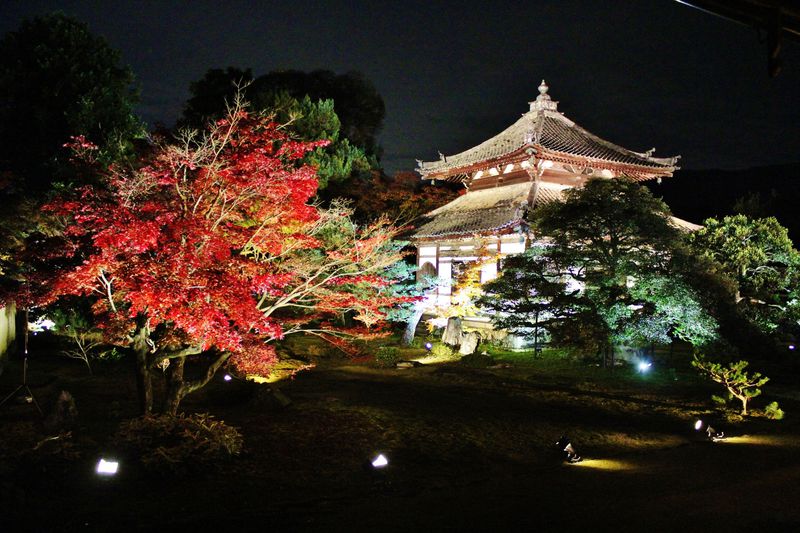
430 343 454 360
692 355 769 415
765 401 785 420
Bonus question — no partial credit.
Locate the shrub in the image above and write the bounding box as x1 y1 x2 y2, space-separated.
375 346 402 368
711 394 729 408
430 343 455 360
460 351 496 368
764 401 785 420
113 413 243 474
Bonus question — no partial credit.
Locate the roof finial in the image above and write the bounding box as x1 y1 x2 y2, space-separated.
530 79 557 112
538 80 549 96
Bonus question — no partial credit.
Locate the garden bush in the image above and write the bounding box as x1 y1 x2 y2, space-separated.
711 394 729 408
430 343 456 360
460 351 496 368
764 401 785 420
375 346 402 368
113 413 243 474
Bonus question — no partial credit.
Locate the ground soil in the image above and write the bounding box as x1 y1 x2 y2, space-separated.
1 341 799 532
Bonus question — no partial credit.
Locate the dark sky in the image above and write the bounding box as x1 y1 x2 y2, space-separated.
2 0 799 173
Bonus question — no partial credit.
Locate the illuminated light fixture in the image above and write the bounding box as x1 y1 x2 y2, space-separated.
706 425 725 441
371 454 389 468
489 167 499 176
424 342 433 351
96 458 119 475
223 374 233 382
694 419 703 431
789 344 796 351
555 435 582 463
637 361 652 373
503 164 515 174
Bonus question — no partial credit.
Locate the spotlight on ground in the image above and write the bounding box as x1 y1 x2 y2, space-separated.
96 458 119 476
637 361 652 373
371 454 389 468
555 435 582 463
694 419 703 431
223 374 233 382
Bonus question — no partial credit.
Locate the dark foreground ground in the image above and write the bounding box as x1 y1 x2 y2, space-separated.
1 346 799 532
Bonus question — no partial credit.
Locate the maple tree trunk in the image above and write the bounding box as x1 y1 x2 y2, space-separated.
401 305 426 346
161 351 230 416
132 325 153 415
163 357 186 416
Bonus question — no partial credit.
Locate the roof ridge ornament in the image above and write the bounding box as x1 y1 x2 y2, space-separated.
529 79 558 112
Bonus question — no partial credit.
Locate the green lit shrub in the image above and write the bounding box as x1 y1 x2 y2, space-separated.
113 413 243 474
375 346 402 368
430 343 455 360
764 401 785 420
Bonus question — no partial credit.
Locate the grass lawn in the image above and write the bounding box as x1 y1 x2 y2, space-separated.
1 335 799 531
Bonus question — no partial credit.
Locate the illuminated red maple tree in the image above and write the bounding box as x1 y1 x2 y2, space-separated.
29 100 409 414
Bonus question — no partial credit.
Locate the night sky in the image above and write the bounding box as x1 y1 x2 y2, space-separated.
2 0 799 174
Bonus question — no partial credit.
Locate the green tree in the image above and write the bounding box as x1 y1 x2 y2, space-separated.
258 93 371 190
689 214 800 336
481 178 718 362
622 274 719 346
254 69 385 155
180 68 373 190
0 13 143 306
479 247 588 351
0 13 143 189
692 355 769 415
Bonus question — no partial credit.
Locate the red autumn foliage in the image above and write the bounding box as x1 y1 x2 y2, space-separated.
25 102 411 412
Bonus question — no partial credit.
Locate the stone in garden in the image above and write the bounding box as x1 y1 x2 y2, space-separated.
442 317 463 347
44 390 78 432
459 331 481 355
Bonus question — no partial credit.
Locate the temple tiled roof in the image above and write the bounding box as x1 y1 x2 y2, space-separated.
669 216 703 232
412 181 567 239
411 181 700 240
417 81 679 179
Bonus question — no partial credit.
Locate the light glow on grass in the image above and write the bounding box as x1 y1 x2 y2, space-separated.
410 353 460 365
721 435 785 446
96 458 119 475
570 458 635 471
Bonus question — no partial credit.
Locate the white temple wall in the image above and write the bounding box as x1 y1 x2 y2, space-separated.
416 232 530 311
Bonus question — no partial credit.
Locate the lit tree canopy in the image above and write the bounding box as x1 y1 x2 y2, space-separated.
689 214 800 336
25 100 409 414
180 68 384 190
481 178 718 357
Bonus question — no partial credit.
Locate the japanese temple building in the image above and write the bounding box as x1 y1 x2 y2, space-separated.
412 81 698 315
